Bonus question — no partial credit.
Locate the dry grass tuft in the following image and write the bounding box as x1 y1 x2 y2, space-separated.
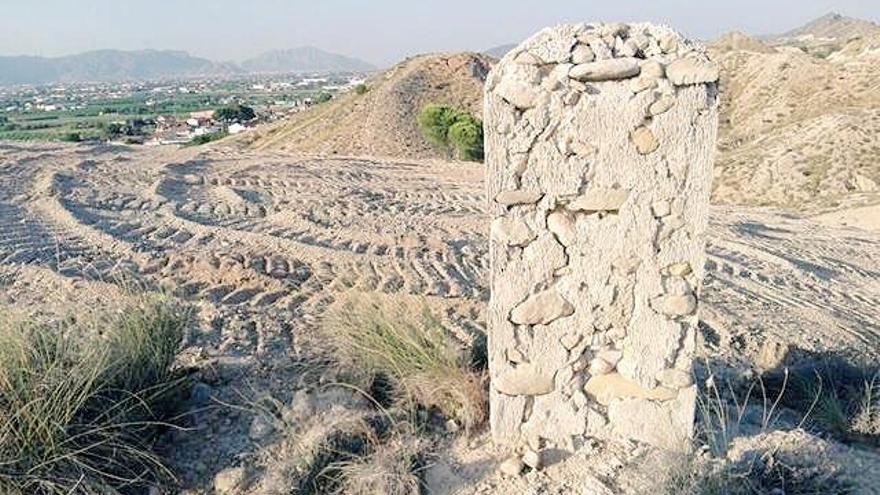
0 295 190 495
327 427 426 495
321 293 487 431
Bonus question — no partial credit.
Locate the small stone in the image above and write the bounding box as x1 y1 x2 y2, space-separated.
666 262 692 276
522 449 542 470
567 188 629 213
582 36 613 59
589 358 614 376
496 79 542 109
495 363 555 396
507 347 527 364
666 57 719 86
597 349 623 366
656 294 697 316
571 44 595 64
510 289 574 325
569 58 640 81
584 372 678 405
571 139 596 157
499 456 524 477
658 34 678 53
560 333 581 350
445 419 460 433
631 126 659 155
249 414 275 441
652 200 672 217
629 32 650 51
656 369 694 389
648 94 676 116
514 51 542 65
630 76 658 93
214 467 248 494
491 217 536 247
600 22 628 38
616 38 638 57
640 60 665 79
495 190 543 206
547 211 577 246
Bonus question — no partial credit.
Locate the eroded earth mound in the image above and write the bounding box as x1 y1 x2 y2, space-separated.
241 53 492 159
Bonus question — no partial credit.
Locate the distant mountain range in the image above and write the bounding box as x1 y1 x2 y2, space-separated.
0 47 376 86
241 47 376 74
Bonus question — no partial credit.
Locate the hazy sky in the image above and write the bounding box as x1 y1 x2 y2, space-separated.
2 0 877 66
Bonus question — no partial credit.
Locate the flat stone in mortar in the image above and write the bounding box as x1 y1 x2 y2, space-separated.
510 289 574 325
569 58 641 81
495 363 555 396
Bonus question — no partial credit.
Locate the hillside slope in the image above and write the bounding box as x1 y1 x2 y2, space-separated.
241 53 492 159
710 33 880 209
778 12 880 41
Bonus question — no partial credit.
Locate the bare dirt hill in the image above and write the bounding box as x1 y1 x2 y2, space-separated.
241 53 492 159
710 34 880 209
778 12 880 41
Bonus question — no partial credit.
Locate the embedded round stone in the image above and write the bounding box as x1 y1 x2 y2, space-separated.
631 126 659 155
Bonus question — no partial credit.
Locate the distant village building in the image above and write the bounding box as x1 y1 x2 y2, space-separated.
228 123 249 135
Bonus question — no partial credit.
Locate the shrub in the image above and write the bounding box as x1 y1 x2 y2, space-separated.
448 116 484 161
417 105 483 161
354 84 369 95
315 92 333 104
0 296 190 495
321 293 486 431
187 131 229 146
214 104 256 123
60 132 82 143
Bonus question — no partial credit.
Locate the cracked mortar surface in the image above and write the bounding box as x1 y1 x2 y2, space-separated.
484 22 719 453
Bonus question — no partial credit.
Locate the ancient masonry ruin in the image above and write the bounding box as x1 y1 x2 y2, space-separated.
485 22 719 452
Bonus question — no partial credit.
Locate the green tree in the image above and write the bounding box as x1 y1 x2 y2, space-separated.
214 104 256 123
61 132 82 143
314 92 333 104
417 105 484 162
448 116 484 161
354 84 368 95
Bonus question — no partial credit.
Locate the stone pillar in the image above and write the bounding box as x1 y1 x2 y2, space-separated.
484 22 719 452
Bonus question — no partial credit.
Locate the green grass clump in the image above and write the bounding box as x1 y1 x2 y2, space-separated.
0 296 190 495
322 293 486 431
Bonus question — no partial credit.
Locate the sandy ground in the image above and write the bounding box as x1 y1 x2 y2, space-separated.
1 141 879 492
813 202 880 230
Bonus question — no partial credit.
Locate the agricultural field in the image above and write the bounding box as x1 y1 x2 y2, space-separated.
0 73 361 142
